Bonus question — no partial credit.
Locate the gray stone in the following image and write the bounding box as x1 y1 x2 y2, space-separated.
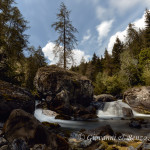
34 65 93 107
0 80 35 121
122 107 133 117
94 94 116 102
124 86 150 114
3 109 70 149
34 65 95 118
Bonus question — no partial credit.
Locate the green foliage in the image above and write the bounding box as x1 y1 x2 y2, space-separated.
94 72 122 95
103 49 113 76
71 9 150 96
141 67 150 85
0 0 28 85
139 48 150 66
25 46 47 90
120 50 141 86
126 23 143 57
112 37 124 72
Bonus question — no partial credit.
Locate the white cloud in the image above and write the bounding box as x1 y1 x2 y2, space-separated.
72 49 90 65
96 20 114 45
81 29 91 44
107 30 127 54
134 13 146 29
107 11 146 53
42 42 90 67
42 42 57 64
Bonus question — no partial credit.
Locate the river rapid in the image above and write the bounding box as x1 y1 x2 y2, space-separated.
34 100 150 136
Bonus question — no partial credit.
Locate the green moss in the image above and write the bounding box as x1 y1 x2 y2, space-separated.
2 93 13 100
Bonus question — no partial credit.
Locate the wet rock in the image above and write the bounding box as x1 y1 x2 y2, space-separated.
34 65 94 117
85 125 114 137
122 107 133 117
3 109 70 149
55 114 71 120
0 80 35 121
97 125 114 136
42 109 58 117
79 114 98 120
94 94 116 102
129 119 142 129
91 101 105 110
124 86 150 114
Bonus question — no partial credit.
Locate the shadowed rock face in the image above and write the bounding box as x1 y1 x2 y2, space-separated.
34 65 94 117
94 94 116 102
3 109 70 149
0 80 35 121
122 107 133 117
124 86 150 114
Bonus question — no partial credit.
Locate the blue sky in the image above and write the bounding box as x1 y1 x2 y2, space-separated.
16 0 150 65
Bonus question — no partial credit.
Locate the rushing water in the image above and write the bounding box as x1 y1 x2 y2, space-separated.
97 100 150 118
34 100 150 136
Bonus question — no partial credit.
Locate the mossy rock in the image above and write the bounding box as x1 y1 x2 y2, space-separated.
0 80 35 121
118 141 128 147
105 140 116 145
42 122 61 129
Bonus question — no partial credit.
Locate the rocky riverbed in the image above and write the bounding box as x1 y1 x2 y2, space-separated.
0 65 150 149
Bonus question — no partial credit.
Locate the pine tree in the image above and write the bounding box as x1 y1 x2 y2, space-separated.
104 49 113 76
51 2 78 69
126 23 143 56
112 37 124 71
0 0 29 84
79 56 87 75
91 53 97 65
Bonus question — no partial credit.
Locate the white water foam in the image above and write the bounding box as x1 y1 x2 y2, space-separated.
97 100 150 118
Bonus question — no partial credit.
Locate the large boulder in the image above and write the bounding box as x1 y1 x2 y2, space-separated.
0 80 35 121
34 65 94 117
124 86 150 114
3 109 70 149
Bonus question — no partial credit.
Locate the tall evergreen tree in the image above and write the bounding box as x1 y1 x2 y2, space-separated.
112 37 124 72
104 49 113 76
126 23 143 56
51 2 78 69
0 0 28 84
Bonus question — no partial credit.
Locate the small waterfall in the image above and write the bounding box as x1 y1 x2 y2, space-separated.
97 100 150 118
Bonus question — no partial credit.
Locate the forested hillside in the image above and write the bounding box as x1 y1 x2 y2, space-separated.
71 9 150 96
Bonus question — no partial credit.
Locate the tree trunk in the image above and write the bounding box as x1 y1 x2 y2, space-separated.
64 16 66 69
